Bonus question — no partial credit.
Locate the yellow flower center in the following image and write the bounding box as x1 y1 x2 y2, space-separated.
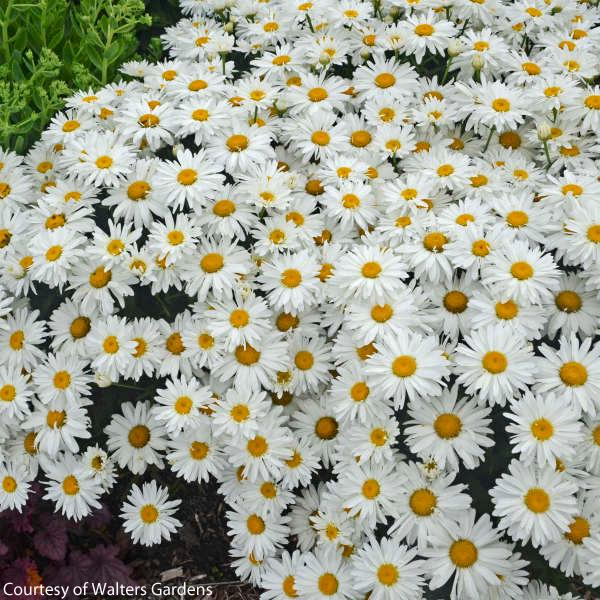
174 396 193 414
166 332 184 355
443 290 468 313
436 164 454 177
89 266 112 288
9 330 24 350
45 213 66 229
409 488 437 516
46 410 66 428
62 475 79 496
272 55 291 65
231 404 250 423
423 232 448 252
495 300 518 320
392 355 417 377
226 134 249 152
2 476 17 493
295 350 314 371
510 261 533 280
102 335 119 354
286 451 303 468
53 371 71 390
138 113 160 128
374 73 396 88
188 79 208 91
350 381 369 402
311 131 330 146
524 487 550 513
559 361 587 386
362 478 380 499
281 268 302 288
127 180 151 200
315 416 338 440
70 316 91 339
531 418 554 441
198 333 214 350
247 435 268 457
492 98 511 112
434 413 462 439
235 344 261 365
351 130 372 147
128 424 150 448
260 482 277 499
455 213 475 227
342 193 360 209
189 441 209 460
555 290 581 313
95 155 113 169
62 120 80 132
370 427 388 446
361 261 381 278
565 517 590 544
177 168 197 186
415 23 434 36
276 312 299 332
213 199 235 216
0 384 16 402
371 303 393 323
506 210 529 228
140 504 159 524
377 564 399 586
107 239 124 256
482 351 507 374
45 245 63 262
308 87 328 102
587 225 600 243
200 253 224 273
317 573 338 596
449 539 478 568
584 95 600 110
282 575 298 597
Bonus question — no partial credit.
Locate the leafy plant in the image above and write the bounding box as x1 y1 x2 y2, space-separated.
0 0 177 153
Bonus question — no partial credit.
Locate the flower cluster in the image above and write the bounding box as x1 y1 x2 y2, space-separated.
1 0 600 598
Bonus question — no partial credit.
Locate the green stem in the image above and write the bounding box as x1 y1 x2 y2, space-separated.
2 0 14 63
483 125 495 152
305 13 315 33
101 24 113 85
543 140 552 170
112 382 145 391
440 56 453 85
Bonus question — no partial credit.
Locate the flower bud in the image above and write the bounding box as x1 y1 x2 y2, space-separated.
472 53 485 71
448 40 463 57
319 52 331 66
95 372 112 388
537 121 552 141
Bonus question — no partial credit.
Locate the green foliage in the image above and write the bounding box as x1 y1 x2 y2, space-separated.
0 0 180 152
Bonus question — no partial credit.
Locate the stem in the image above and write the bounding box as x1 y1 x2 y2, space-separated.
440 56 453 85
305 13 315 33
483 125 495 152
156 294 172 318
221 52 227 75
101 24 113 85
543 140 552 169
2 0 14 63
112 382 145 391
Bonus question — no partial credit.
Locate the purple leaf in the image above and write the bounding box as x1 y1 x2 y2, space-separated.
33 518 68 561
